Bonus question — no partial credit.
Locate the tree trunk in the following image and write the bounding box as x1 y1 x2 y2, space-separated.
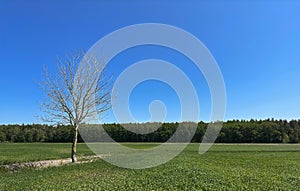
71 125 78 163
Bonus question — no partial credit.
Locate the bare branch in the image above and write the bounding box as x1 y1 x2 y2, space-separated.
40 51 112 126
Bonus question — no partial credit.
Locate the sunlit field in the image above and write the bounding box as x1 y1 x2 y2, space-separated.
0 143 93 165
1 143 300 190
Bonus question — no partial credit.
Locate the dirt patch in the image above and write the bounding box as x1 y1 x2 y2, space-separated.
0 155 109 171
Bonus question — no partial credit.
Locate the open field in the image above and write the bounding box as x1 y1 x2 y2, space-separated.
0 143 94 165
1 143 300 190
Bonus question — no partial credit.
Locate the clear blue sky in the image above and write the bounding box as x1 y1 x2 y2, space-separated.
1 0 300 124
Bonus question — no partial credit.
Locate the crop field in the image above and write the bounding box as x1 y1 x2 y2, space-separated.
1 143 300 190
0 143 94 165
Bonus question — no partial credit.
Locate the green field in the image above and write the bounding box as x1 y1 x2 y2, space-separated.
1 143 300 190
0 143 94 165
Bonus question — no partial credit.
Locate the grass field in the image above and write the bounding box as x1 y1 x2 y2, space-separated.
0 143 94 165
1 143 300 190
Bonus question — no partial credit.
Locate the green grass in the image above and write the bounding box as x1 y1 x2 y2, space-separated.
1 143 300 190
0 143 94 165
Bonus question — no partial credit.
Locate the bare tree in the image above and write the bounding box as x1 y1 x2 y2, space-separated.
40 51 111 162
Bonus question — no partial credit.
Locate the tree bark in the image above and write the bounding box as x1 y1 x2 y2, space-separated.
71 125 78 163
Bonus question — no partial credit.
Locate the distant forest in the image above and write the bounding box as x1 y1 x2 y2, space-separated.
0 119 300 143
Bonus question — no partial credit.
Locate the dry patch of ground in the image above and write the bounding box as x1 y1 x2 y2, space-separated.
0 155 109 171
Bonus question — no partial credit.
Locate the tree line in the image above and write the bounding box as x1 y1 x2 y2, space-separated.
0 119 299 143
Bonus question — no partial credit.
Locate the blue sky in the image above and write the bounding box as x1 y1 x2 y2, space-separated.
0 0 300 124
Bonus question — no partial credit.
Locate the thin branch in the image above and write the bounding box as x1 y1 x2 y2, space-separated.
40 51 112 127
